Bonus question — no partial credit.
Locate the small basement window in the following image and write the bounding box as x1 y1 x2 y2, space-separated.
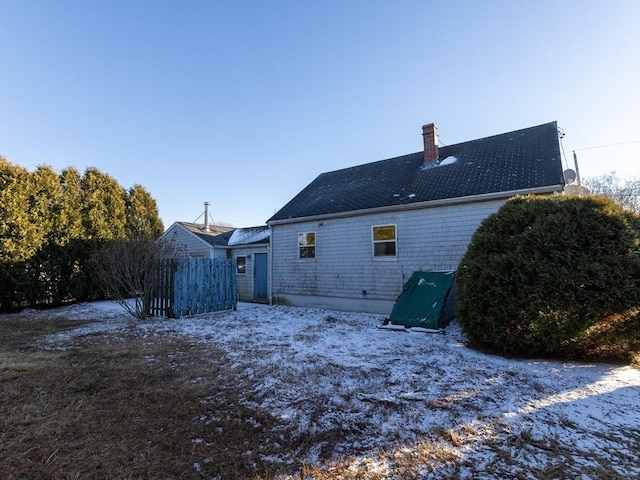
298 231 316 259
236 256 246 274
372 225 396 257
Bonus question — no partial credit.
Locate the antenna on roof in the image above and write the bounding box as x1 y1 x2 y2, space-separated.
193 202 214 231
204 202 211 231
572 151 582 186
564 152 589 195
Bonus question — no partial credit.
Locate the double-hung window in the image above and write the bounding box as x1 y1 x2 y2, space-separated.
298 232 316 259
372 225 397 257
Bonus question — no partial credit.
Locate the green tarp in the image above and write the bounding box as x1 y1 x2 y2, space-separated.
389 271 456 329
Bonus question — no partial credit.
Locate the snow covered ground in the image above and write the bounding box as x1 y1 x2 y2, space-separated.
38 301 640 478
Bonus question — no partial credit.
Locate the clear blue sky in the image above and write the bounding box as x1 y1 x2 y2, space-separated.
1 0 639 228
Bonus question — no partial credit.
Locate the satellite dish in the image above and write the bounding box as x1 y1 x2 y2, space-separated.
563 169 577 184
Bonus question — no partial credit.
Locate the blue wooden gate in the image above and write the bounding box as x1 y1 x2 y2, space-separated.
150 258 236 318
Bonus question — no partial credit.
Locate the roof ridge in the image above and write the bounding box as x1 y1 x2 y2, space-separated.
267 121 563 223
317 121 558 177
444 121 557 148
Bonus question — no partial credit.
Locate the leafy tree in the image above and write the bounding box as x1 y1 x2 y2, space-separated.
0 157 43 262
583 173 640 213
126 184 164 239
1 159 31 309
39 167 92 304
0 158 165 311
81 167 127 240
58 167 86 242
30 164 64 239
28 165 66 303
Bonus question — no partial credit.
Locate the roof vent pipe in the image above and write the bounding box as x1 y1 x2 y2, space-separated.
204 202 211 232
422 123 439 164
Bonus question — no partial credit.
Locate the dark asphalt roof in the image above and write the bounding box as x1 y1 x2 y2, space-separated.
268 121 564 223
177 223 234 247
178 223 269 247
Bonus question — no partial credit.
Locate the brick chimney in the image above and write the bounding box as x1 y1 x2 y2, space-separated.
422 123 439 164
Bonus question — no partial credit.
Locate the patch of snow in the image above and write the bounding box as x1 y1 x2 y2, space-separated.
438 155 458 166
420 156 458 170
228 227 269 246
30 301 640 477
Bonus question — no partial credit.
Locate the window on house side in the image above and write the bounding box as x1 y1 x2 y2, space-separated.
298 232 316 259
236 256 246 274
372 225 397 257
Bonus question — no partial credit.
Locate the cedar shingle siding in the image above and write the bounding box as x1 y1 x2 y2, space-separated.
268 122 564 314
271 200 505 307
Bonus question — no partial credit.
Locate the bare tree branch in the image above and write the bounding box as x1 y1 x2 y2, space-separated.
90 238 175 319
583 174 640 213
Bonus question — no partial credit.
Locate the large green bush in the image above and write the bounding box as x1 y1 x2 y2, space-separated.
456 195 640 358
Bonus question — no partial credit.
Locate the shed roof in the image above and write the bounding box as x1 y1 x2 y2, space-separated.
177 222 234 247
177 222 269 247
268 121 564 223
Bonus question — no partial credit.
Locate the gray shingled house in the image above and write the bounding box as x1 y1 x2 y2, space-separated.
266 121 565 314
160 220 270 303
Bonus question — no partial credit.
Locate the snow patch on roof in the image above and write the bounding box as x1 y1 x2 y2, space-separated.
439 155 458 166
228 227 270 246
420 156 458 170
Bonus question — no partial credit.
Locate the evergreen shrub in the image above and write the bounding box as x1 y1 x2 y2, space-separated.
456 195 640 359
0 157 164 311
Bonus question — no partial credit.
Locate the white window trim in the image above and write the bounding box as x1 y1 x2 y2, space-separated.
372 224 397 260
298 231 316 260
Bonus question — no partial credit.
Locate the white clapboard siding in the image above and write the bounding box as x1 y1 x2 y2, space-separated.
231 246 258 302
162 223 214 258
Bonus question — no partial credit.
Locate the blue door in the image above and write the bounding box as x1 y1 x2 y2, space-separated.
253 253 268 303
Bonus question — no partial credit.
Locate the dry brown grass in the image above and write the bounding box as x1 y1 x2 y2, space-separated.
568 307 640 367
2 311 638 480
0 313 300 479
298 437 460 480
292 415 639 480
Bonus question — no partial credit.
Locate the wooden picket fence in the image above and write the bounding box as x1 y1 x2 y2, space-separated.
149 258 237 318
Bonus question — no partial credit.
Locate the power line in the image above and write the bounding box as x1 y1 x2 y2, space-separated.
583 172 640 181
573 140 640 152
